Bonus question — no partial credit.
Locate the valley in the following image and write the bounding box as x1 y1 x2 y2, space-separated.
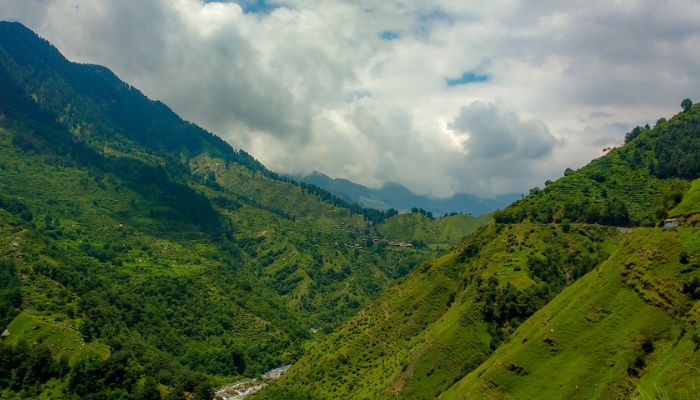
255 98 700 398
0 17 699 400
0 21 488 399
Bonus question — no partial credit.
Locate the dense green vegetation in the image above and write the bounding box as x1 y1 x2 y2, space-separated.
0 22 472 399
257 223 621 399
0 260 21 329
258 103 699 398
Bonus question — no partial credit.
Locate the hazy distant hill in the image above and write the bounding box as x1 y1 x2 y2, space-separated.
297 171 520 216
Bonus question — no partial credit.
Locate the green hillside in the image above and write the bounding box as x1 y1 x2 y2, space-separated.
0 22 437 399
377 212 491 249
257 103 699 399
257 223 621 399
2 20 699 400
442 227 699 400
669 178 700 219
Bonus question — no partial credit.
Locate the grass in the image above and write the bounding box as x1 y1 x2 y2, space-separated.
4 312 110 364
669 178 700 217
441 227 700 400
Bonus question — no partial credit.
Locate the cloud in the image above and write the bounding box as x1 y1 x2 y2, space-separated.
451 101 556 160
1 0 698 197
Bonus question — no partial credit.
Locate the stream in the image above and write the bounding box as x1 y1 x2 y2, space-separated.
215 365 291 400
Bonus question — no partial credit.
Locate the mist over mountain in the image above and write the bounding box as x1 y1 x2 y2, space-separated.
297 171 520 216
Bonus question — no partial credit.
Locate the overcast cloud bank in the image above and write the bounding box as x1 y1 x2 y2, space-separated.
1 0 699 196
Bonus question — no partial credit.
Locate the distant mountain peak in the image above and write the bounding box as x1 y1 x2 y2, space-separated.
296 171 520 216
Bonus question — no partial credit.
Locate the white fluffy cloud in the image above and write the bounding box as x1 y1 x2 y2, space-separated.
1 0 699 196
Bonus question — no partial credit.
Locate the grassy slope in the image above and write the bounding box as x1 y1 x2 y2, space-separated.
4 312 110 363
669 178 700 218
377 213 491 248
442 227 700 400
257 224 620 399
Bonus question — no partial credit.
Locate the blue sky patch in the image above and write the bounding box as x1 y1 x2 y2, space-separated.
446 71 489 86
378 30 400 40
204 0 277 14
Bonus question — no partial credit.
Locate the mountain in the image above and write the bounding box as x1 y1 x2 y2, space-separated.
297 171 520 216
257 102 700 399
0 22 456 399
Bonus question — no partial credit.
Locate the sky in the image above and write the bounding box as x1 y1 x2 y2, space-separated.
1 0 699 197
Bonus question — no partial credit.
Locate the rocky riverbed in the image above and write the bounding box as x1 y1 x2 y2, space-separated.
215 365 291 400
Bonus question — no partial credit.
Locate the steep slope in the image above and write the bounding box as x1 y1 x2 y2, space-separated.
669 178 700 220
257 223 621 399
0 22 434 399
257 103 699 399
442 227 699 400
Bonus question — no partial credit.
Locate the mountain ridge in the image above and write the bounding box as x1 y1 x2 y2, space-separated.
297 170 520 216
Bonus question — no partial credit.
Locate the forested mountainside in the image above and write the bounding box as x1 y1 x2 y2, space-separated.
0 22 487 399
257 102 700 399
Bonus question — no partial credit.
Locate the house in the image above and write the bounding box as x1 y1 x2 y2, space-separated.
663 218 679 229
387 241 413 248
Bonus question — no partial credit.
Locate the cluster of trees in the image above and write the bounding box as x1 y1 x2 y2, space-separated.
298 181 399 223
653 102 700 180
493 196 631 226
526 244 603 290
0 260 21 329
0 342 69 398
0 341 213 399
0 196 33 224
410 207 434 219
478 278 552 348
653 183 687 220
